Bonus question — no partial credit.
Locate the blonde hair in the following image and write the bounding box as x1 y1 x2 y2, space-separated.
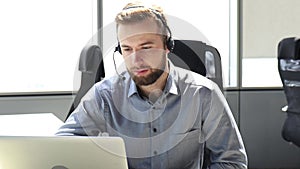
115 2 168 36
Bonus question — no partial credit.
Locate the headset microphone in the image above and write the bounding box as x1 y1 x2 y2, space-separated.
113 48 126 81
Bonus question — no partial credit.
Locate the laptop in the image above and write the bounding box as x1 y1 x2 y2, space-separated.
0 136 128 169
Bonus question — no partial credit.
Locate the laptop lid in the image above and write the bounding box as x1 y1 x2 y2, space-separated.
0 136 128 169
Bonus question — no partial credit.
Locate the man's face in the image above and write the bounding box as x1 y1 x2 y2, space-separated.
117 19 168 86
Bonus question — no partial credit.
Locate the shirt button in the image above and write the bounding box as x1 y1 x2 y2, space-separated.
152 106 156 109
153 128 157 133
153 151 158 155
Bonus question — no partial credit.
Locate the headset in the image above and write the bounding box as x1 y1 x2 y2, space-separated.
114 5 175 54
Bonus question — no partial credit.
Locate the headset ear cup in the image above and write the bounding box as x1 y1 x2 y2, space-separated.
115 43 122 54
117 44 122 54
166 37 174 52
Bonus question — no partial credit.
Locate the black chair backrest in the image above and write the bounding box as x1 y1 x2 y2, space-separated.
278 37 300 147
66 40 223 121
67 44 105 119
168 40 223 90
278 37 300 114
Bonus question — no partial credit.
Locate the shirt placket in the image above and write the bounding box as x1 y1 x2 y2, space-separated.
149 98 168 169
150 104 157 169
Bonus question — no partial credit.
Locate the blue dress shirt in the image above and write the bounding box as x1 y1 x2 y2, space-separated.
56 61 248 169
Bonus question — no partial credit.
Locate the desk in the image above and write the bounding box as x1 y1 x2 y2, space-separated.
0 113 63 136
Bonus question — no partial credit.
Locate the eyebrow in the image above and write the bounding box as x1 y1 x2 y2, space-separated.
139 41 155 46
121 41 155 48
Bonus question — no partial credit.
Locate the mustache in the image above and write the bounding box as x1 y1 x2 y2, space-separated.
130 65 151 70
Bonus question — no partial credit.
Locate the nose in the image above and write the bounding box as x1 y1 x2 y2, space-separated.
130 49 144 64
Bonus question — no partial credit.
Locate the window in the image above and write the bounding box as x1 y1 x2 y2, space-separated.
241 0 300 87
0 0 97 93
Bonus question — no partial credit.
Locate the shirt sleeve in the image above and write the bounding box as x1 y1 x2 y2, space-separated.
201 84 248 169
55 85 107 136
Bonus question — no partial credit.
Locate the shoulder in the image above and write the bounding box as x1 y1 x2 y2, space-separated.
173 66 216 91
94 75 119 91
93 72 130 96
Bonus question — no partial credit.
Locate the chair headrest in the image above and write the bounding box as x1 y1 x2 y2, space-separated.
278 37 300 60
79 44 102 73
168 40 207 76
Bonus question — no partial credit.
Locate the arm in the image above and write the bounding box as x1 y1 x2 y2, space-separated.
56 85 107 136
202 85 248 169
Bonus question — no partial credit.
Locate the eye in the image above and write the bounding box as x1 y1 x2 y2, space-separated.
122 47 132 52
141 46 152 50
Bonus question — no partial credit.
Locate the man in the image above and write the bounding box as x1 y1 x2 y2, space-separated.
56 2 248 169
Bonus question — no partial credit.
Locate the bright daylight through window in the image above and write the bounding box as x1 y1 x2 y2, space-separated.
0 0 97 93
0 0 236 94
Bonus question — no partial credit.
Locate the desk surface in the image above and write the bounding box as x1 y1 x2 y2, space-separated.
0 113 63 136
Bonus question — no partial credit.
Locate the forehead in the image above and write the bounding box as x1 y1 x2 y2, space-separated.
117 19 165 42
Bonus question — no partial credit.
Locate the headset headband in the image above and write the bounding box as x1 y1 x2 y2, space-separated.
116 5 175 53
122 5 173 41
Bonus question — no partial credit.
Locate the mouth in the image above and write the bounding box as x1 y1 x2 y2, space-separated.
133 68 150 76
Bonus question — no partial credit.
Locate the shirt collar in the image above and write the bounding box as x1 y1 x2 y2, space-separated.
166 61 179 95
127 60 180 98
128 79 138 97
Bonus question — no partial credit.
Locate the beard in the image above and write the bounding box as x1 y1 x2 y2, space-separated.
128 57 166 86
131 68 165 86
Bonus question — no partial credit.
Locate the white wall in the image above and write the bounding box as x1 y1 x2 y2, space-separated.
243 0 300 58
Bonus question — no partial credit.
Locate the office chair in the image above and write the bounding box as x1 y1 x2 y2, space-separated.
169 40 223 90
67 44 105 119
277 37 300 147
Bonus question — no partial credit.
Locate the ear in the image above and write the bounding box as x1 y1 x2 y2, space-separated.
166 48 170 54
